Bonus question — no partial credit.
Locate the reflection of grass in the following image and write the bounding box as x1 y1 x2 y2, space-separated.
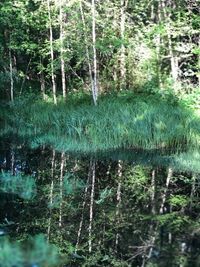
0 171 36 200
1 93 200 154
0 234 59 266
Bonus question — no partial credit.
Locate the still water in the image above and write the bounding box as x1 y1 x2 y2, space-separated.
0 141 200 267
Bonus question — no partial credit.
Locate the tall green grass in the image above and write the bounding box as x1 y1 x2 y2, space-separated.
1 93 200 154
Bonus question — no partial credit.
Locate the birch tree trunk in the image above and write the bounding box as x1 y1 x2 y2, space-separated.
40 72 46 100
9 48 14 102
47 0 57 105
59 0 66 99
198 36 200 87
79 1 94 97
88 160 96 253
120 0 128 90
91 0 98 105
162 0 179 86
155 1 162 88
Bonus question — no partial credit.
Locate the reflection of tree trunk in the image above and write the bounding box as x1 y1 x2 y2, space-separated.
151 169 156 215
59 152 66 228
190 174 196 211
47 149 56 242
11 148 15 175
75 173 90 252
142 168 173 266
160 167 173 214
115 160 122 251
88 160 96 253
47 0 57 105
9 48 14 102
60 0 66 99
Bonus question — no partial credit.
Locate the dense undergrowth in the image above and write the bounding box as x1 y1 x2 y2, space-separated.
1 92 199 155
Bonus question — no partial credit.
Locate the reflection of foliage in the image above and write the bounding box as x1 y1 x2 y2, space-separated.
0 171 36 200
63 173 85 195
0 234 59 267
96 187 112 205
155 213 191 233
169 195 189 208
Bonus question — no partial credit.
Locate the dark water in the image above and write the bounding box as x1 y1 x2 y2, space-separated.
0 141 200 267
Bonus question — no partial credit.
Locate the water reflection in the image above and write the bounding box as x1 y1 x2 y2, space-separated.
0 142 200 266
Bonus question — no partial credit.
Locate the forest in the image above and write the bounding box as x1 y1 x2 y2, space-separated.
0 0 200 266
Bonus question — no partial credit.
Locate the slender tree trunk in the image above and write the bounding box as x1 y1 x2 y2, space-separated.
115 160 122 250
120 0 128 90
47 149 56 242
59 0 66 99
155 1 162 88
47 0 57 105
20 58 32 95
79 1 95 102
91 0 98 105
40 72 46 100
59 152 65 228
198 37 200 87
162 0 179 86
9 48 14 102
88 160 96 253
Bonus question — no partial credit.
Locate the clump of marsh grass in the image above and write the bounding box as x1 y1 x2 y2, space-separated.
1 93 200 154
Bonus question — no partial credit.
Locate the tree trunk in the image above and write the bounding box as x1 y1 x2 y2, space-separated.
91 0 98 105
79 1 95 102
9 48 14 102
47 0 57 105
40 72 46 100
88 160 96 253
162 0 179 86
120 0 128 90
59 0 66 99
198 36 200 87
155 1 162 88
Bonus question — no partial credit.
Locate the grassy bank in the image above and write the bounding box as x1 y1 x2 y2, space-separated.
1 92 199 154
